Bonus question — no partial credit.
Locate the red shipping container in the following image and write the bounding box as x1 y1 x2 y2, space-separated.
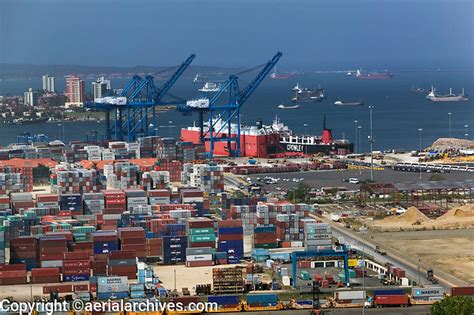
375 295 409 306
185 261 214 267
217 220 242 228
74 284 89 292
31 276 61 284
64 252 90 260
0 270 28 278
11 237 36 245
451 286 474 296
148 190 171 197
63 260 90 269
187 218 214 229
0 264 26 271
91 233 117 242
69 242 94 251
120 238 146 245
37 194 59 203
31 267 60 277
118 228 146 238
108 251 136 260
218 234 243 241
0 278 27 285
188 242 215 248
40 253 64 261
108 265 137 273
11 251 36 259
43 285 72 294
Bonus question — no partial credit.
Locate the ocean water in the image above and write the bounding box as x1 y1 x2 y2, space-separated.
0 70 473 150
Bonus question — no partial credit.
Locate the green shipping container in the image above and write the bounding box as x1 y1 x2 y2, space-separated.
300 271 312 280
253 243 279 249
189 228 214 235
190 234 216 242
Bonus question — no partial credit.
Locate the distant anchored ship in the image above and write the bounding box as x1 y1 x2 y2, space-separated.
426 86 468 102
355 69 393 80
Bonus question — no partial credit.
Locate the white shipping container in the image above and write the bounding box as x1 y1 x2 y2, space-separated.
335 290 366 301
186 254 213 262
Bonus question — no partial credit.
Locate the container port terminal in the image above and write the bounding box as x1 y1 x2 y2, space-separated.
1 52 474 315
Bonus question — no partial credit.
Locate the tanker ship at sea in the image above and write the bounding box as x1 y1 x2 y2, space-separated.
355 69 393 80
180 116 353 158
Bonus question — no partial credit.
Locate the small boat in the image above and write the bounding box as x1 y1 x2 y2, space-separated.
278 104 300 109
334 100 364 106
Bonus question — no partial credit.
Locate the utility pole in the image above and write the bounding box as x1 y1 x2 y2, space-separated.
354 120 358 153
368 105 374 181
464 124 469 139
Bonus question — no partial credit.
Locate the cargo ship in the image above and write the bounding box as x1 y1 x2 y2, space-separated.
334 100 363 106
291 85 325 102
355 69 393 80
426 87 468 102
270 66 293 79
180 116 352 157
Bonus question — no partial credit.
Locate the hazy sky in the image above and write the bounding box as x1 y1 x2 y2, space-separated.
1 0 472 69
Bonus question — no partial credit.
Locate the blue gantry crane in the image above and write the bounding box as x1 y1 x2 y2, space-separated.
86 54 195 142
178 52 282 158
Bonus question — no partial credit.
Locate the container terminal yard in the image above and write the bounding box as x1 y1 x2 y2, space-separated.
1 49 474 314
1 68 474 315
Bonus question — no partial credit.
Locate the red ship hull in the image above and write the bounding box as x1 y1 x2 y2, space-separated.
180 129 281 158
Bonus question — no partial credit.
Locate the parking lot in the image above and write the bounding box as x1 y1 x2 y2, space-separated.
248 168 474 190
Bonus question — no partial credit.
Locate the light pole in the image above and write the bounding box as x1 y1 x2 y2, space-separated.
354 120 358 153
418 128 423 152
464 124 469 139
359 226 368 315
358 126 362 154
368 106 374 181
303 123 308 155
448 112 452 138
168 120 173 138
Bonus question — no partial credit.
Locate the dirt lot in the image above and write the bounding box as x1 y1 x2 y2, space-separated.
368 229 474 283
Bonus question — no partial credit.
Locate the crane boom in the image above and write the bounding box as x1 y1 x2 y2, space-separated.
237 51 282 106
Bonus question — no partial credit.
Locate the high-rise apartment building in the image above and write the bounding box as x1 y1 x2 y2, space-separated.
92 76 111 100
65 75 84 107
24 88 38 106
42 74 56 92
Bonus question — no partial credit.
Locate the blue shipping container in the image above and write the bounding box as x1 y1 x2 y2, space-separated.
218 227 244 235
254 226 276 233
373 289 406 296
208 295 240 306
246 294 278 304
63 274 90 282
93 241 119 254
130 290 146 299
97 291 129 300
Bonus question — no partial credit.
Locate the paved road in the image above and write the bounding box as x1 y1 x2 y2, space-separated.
224 304 431 314
314 216 454 291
